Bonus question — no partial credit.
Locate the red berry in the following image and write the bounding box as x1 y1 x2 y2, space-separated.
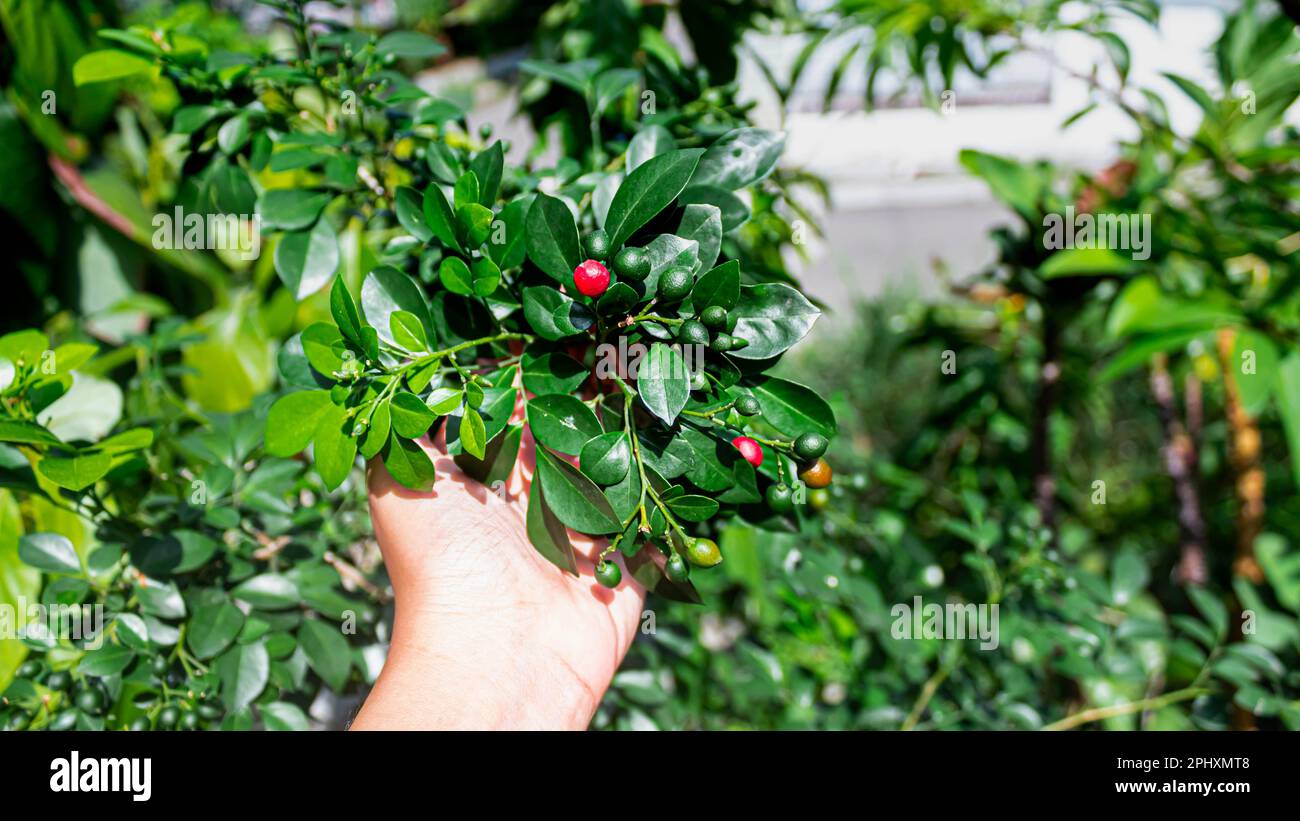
573 259 611 297
731 435 763 467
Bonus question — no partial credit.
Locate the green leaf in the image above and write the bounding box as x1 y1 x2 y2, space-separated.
422 183 462 253
72 49 154 85
390 392 437 438
691 128 785 190
359 400 392 460
519 58 598 94
488 195 530 269
678 185 749 232
275 218 339 300
261 701 310 731
233 573 301 610
313 403 357 491
216 641 269 713
37 450 112 491
136 577 185 619
454 171 480 211
580 431 631 486
18 532 80 575
1188 586 1229 641
395 185 433 242
667 494 719 522
526 193 581 285
1233 329 1278 417
1274 353 1300 492
471 257 501 297
266 390 333 457
382 435 436 491
439 256 475 296
330 277 364 345
427 386 463 415
729 283 821 360
188 600 246 660
390 310 430 352
627 125 675 172
377 30 446 58
459 203 494 247
298 619 352 692
455 422 523 484
527 394 603 455
605 149 705 248
0 420 61 447
361 265 434 348
638 343 691 426
460 407 487 459
469 141 504 204
748 376 837 438
691 259 740 312
258 189 331 231
535 448 622 534
679 204 723 271
522 286 593 341
113 613 149 650
958 150 1045 221
527 479 578 575
78 645 135 677
1039 247 1135 279
129 530 218 576
521 348 587 396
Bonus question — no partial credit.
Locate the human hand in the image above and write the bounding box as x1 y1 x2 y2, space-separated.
350 398 647 730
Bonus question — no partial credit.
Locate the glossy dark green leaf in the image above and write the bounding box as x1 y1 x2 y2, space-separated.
627 125 675 172
377 30 446 58
361 265 434 348
439 255 474 296
460 407 487 459
691 128 785 191
527 479 578 575
605 149 704 248
259 189 331 231
232 573 300 610
265 390 333 457
359 400 391 460
692 259 740 312
527 394 603 455
667 494 719 521
395 185 433 242
488 195 531 269
313 402 357 490
455 422 522 484
522 286 593 341
390 391 437 438
298 618 352 692
330 277 364 345
469 141 503 204
390 310 430 352
748 375 837 438
216 641 269 713
535 447 622 534
78 644 135 677
275 219 339 300
679 203 723 271
382 435 436 491
18 532 80 575
580 431 631 486
261 701 310 731
188 600 246 660
522 348 588 395
526 193 581 284
637 343 690 426
422 182 462 253
728 283 821 360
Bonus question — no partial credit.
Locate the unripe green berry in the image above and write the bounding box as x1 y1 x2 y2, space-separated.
657 268 693 302
613 247 650 281
793 432 829 461
595 560 622 588
734 395 760 416
678 320 709 345
700 305 727 329
583 229 611 261
710 333 733 352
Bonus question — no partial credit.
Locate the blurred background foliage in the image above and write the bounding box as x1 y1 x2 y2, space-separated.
1 0 1299 730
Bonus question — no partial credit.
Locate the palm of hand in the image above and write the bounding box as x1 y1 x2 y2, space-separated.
362 415 646 728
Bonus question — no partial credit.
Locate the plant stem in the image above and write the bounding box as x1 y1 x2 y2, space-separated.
1042 687 1209 731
